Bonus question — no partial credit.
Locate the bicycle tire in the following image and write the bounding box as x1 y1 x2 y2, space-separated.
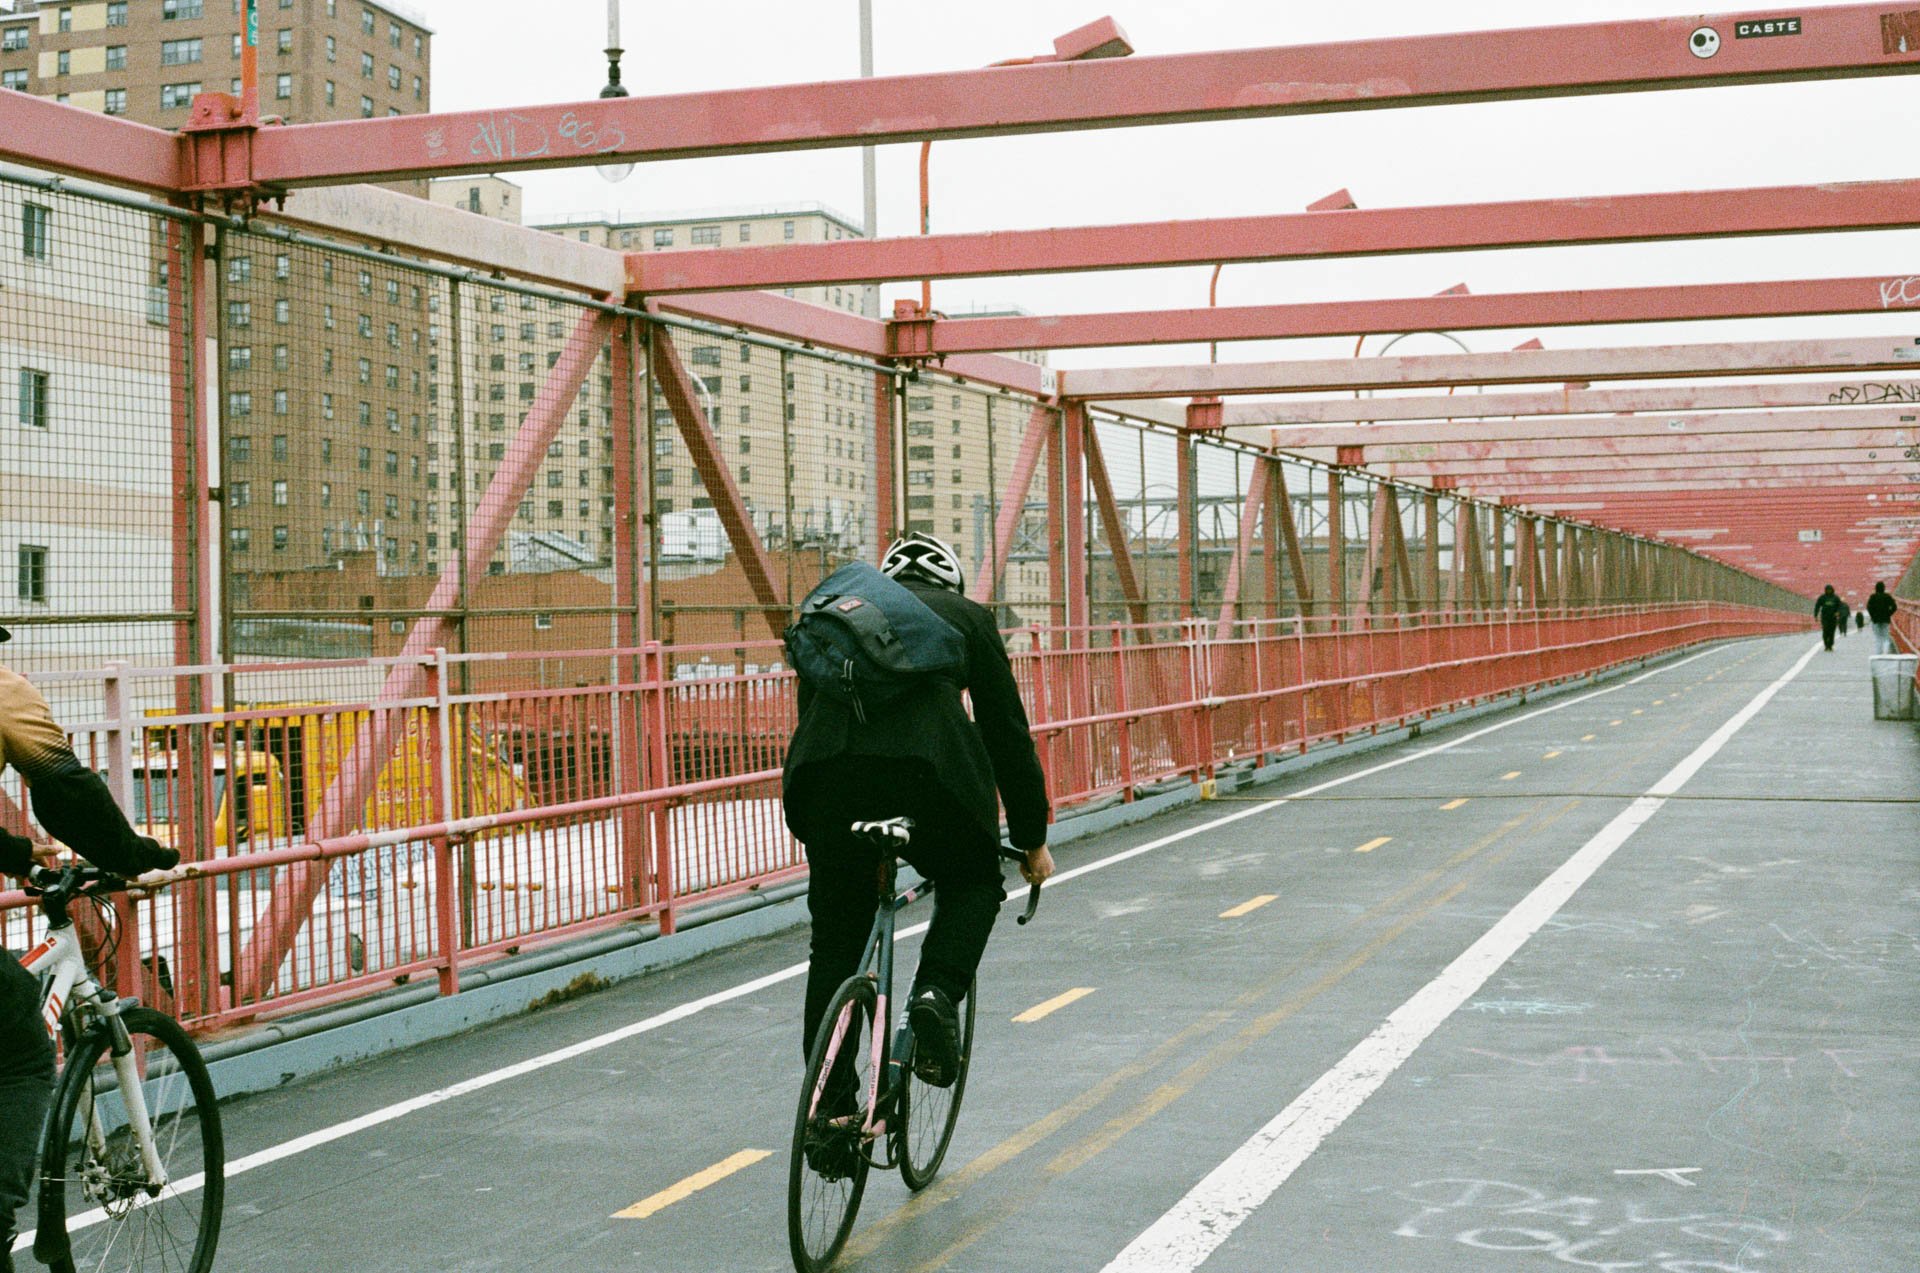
896 976 976 1192
37 1007 225 1273
788 976 877 1273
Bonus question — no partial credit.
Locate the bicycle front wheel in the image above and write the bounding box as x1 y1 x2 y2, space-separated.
38 1007 224 1273
897 976 976 1191
788 975 877 1273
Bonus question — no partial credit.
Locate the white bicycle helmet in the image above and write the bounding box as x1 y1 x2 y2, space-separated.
880 532 965 593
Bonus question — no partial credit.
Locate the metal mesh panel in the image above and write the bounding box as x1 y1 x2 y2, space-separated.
0 174 189 675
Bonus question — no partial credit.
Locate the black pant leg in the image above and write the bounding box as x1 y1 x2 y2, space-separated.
801 836 880 1062
901 795 1008 1006
0 957 54 1239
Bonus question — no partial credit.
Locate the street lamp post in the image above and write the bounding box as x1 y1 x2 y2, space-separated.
597 0 634 184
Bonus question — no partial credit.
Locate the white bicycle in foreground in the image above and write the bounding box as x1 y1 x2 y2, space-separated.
15 864 223 1273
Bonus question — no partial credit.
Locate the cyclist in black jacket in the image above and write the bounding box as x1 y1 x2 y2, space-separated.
784 534 1052 1087
0 625 177 1271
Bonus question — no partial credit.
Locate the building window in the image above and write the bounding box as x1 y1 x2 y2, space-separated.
228 346 252 370
17 368 49 429
275 73 291 99
360 51 373 77
230 33 241 57
227 391 252 417
55 51 70 77
228 480 250 508
227 300 251 327
229 435 251 463
652 228 673 248
738 222 752 242
273 297 290 323
277 28 293 54
2 25 29 51
324 79 334 106
387 64 399 90
320 482 332 508
271 434 288 461
783 220 796 240
275 344 290 370
273 388 289 415
161 38 204 65
1 71 27 92
325 34 336 61
361 8 375 35
21 203 50 260
107 2 130 27
271 479 288 506
104 88 127 115
104 45 128 69
229 528 250 554
272 525 288 552
690 225 721 246
360 94 373 117
414 33 422 57
356 489 370 514
412 74 421 100
161 82 203 110
57 7 73 33
161 0 205 19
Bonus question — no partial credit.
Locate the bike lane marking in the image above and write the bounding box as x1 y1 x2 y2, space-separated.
1218 895 1278 918
1096 640 1821 1273
20 643 1734 1253
1353 837 1392 854
1013 987 1097 1023
613 1149 772 1219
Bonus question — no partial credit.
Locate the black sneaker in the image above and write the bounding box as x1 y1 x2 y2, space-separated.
804 1120 863 1182
2 1230 14 1273
908 986 961 1088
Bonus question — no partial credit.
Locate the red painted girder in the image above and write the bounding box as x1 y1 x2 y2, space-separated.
1263 406 1920 449
0 92 181 192
1065 337 1920 399
1220 378 1920 425
915 272 1920 353
239 6 1920 188
1463 472 1911 493
653 293 1046 397
630 182 1920 295
1373 446 1919 476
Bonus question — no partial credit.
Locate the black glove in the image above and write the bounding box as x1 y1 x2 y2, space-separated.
0 828 37 878
136 836 180 874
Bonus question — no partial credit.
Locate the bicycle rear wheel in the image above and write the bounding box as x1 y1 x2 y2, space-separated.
38 1007 224 1273
788 976 877 1273
897 976 976 1191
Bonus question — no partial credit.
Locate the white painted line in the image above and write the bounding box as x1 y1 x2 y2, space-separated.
1097 642 1819 1273
22 642 1735 1249
1614 1167 1700 1187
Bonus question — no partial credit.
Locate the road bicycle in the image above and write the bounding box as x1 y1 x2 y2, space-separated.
15 864 224 1273
787 819 1040 1273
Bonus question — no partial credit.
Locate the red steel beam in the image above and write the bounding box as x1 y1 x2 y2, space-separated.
1299 431 1919 466
648 314 788 638
631 183 1920 296
912 272 1920 353
0 92 181 191
235 309 617 1002
1215 458 1271 635
1085 424 1151 627
1373 444 1920 474
1264 406 1920 450
1064 337 1920 400
971 405 1054 604
219 7 1920 189
1221 378 1920 425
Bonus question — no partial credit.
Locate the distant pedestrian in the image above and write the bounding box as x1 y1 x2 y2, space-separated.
1857 611 1866 631
1814 585 1843 651
1836 597 1852 635
1867 582 1899 655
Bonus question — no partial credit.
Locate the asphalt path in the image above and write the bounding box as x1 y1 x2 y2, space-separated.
101 633 1916 1273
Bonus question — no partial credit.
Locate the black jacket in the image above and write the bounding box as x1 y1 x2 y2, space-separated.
1813 593 1844 622
1867 591 1898 623
782 582 1050 851
0 666 176 880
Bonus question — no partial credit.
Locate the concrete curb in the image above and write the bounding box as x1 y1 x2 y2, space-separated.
196 638 1727 1101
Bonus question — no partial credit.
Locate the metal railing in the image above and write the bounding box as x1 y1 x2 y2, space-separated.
0 602 1802 1035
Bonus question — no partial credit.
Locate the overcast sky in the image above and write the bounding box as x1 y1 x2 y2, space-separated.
401 1 1918 371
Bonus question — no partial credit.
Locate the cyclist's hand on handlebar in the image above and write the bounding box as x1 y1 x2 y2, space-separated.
31 841 62 870
137 835 180 874
1020 846 1054 888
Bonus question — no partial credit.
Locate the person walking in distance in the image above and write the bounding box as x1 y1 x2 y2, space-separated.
783 533 1052 1089
1866 582 1900 655
1835 595 1852 638
1813 585 1844 651
0 624 177 1272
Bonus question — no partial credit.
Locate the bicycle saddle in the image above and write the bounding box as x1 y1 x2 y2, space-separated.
851 817 915 846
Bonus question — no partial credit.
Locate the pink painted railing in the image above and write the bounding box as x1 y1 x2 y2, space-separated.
0 603 1802 1033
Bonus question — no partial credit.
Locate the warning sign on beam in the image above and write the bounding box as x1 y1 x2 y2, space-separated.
1798 529 1823 542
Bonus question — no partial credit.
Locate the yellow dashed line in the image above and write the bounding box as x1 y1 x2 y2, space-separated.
1631 709 1644 716
1652 699 1664 706
1440 798 1468 811
1609 720 1623 726
1218 896 1277 920
1543 751 1562 760
615 1149 771 1219
1355 836 1393 854
1580 734 1596 742
1014 987 1098 1022
1500 771 1521 781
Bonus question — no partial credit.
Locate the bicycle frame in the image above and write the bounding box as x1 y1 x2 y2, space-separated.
809 855 929 1155
19 911 170 1192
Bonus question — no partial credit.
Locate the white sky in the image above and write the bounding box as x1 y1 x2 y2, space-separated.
404 1 1918 372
